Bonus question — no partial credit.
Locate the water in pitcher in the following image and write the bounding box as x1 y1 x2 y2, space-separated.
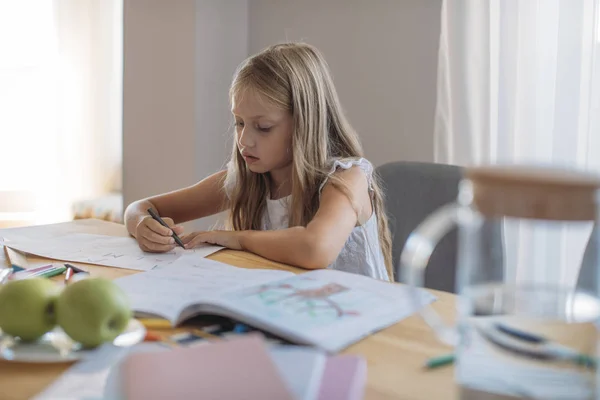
456 283 600 400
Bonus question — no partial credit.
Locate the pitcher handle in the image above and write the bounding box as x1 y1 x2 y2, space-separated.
400 203 461 346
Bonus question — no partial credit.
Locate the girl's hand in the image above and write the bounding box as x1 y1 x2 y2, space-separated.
135 216 184 253
183 230 243 250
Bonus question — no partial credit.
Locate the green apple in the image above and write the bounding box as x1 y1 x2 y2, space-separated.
0 278 60 342
56 278 131 348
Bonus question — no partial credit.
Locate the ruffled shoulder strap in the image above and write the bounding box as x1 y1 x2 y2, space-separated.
318 157 374 194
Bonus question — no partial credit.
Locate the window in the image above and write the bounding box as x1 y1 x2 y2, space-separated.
0 1 122 225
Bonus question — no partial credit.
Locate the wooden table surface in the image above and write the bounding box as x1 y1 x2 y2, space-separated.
0 219 458 400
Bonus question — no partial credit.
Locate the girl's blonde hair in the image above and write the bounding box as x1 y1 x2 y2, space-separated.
225 42 393 280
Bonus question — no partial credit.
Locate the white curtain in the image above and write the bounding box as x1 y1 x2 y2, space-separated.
0 0 122 225
435 0 600 286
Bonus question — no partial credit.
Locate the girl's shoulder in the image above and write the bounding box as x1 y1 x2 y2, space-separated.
321 157 375 191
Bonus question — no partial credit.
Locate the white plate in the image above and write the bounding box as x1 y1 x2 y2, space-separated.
0 319 146 363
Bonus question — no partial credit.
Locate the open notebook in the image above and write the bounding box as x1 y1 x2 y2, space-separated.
115 255 436 353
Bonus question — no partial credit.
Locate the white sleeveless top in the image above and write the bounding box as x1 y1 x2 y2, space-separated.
226 158 389 281
225 158 389 281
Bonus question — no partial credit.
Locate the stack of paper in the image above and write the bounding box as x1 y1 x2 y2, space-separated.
269 345 367 400
34 335 368 400
121 334 294 400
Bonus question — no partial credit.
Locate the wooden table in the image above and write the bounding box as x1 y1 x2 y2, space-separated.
0 219 458 400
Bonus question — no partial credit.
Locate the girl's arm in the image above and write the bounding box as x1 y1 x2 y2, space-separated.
125 170 228 251
184 167 372 269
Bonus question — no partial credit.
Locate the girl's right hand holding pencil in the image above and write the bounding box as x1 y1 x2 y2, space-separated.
134 215 184 253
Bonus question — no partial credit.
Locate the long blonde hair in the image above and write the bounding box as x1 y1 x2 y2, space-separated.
225 43 393 280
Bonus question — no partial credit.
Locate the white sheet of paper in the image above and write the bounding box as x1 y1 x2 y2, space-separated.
4 233 223 271
0 219 108 242
114 255 295 324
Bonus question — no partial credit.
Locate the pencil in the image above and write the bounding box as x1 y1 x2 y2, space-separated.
64 263 88 274
147 208 185 248
138 318 173 330
38 265 67 279
143 331 163 342
425 353 454 369
14 265 67 280
64 266 74 284
191 328 222 341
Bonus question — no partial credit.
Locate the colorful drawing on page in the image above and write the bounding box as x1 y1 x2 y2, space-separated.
228 277 386 327
249 281 360 318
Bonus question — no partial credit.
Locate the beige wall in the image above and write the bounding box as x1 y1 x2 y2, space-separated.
249 0 442 166
193 0 248 229
123 0 247 229
194 0 248 198
123 0 197 208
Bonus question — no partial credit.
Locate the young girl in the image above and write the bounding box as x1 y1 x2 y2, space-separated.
124 43 393 281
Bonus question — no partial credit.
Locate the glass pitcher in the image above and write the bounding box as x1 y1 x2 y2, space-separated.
401 165 600 400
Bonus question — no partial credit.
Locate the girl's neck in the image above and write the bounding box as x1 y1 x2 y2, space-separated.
269 164 293 200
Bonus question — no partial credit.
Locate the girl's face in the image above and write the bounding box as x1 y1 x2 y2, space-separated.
232 89 293 175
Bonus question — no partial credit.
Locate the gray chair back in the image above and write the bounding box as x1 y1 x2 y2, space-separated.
577 226 598 294
376 161 503 293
